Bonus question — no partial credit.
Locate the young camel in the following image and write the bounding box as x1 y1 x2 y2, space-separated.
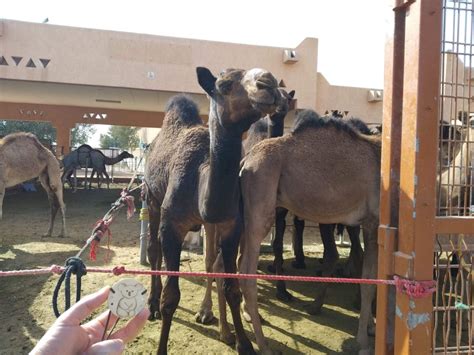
239 110 381 354
144 67 282 354
0 132 66 237
244 112 367 303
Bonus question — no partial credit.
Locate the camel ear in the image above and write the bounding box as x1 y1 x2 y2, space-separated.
196 67 217 97
288 90 295 99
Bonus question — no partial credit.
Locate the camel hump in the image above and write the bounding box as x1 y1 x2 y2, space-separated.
0 132 47 152
292 109 381 146
164 95 202 127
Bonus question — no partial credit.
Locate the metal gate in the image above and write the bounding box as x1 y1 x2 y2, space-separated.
376 1 474 354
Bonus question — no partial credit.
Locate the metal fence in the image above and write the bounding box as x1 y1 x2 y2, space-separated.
434 0 474 352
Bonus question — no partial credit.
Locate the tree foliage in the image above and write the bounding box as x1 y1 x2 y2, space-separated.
71 124 96 147
100 126 139 151
0 120 56 142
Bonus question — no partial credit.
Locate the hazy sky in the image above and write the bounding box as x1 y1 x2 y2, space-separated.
3 0 390 145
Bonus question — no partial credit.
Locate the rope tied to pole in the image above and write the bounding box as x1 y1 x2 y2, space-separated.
393 275 437 299
52 257 87 317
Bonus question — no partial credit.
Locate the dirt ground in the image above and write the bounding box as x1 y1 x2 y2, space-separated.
0 185 370 354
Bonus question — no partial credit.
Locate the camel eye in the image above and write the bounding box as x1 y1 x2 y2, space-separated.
217 80 233 95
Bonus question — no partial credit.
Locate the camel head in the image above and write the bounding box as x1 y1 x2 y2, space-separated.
120 151 134 159
197 67 282 133
269 88 295 122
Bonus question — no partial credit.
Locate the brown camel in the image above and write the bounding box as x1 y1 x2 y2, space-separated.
244 111 367 304
144 67 282 354
239 110 381 354
0 132 66 237
187 87 296 343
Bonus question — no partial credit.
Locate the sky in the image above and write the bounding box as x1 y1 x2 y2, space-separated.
3 0 390 145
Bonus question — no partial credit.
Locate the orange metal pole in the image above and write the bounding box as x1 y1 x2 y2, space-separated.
394 1 442 354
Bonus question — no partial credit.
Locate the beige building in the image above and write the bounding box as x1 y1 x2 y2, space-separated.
0 19 382 153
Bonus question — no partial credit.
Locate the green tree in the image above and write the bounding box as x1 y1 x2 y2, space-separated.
99 126 139 151
71 124 96 147
0 120 56 142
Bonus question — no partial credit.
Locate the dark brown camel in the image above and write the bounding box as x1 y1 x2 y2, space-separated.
62 145 133 189
239 110 381 354
88 149 134 189
144 67 282 355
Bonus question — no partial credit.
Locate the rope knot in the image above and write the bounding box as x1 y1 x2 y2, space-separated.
65 257 87 277
394 276 436 298
120 189 136 220
112 266 126 276
50 265 63 275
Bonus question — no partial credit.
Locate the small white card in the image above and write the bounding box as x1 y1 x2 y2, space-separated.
108 278 147 318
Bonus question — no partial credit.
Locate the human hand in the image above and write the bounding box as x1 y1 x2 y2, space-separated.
30 286 149 354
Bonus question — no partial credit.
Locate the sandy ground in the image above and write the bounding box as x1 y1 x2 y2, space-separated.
0 186 369 354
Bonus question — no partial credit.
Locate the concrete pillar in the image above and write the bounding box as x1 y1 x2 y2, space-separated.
53 121 74 156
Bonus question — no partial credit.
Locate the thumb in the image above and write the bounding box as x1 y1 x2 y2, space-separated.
86 339 124 355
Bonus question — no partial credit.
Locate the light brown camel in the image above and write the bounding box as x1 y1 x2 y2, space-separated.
0 132 66 237
144 67 282 354
239 110 381 354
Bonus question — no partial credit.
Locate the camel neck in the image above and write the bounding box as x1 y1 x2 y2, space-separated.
267 114 285 138
104 154 125 165
202 105 243 223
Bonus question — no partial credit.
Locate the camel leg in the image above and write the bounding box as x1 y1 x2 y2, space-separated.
195 223 216 324
38 172 59 238
0 180 5 219
52 180 67 238
89 170 95 189
343 225 364 278
46 161 67 237
157 219 183 355
239 215 273 355
269 207 293 301
307 223 339 315
219 219 255 355
147 204 162 320
213 247 235 345
356 220 378 353
73 168 77 192
103 171 110 189
291 216 306 269
336 223 346 245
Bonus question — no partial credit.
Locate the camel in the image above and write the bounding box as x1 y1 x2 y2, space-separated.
244 113 369 302
61 144 93 189
62 145 133 189
88 149 134 189
0 132 66 237
239 110 381 354
144 67 282 354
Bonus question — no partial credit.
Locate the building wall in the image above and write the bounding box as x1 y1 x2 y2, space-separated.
0 19 319 110
316 73 383 124
1 19 385 147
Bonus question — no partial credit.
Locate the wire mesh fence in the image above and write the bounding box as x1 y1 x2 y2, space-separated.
435 0 474 352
